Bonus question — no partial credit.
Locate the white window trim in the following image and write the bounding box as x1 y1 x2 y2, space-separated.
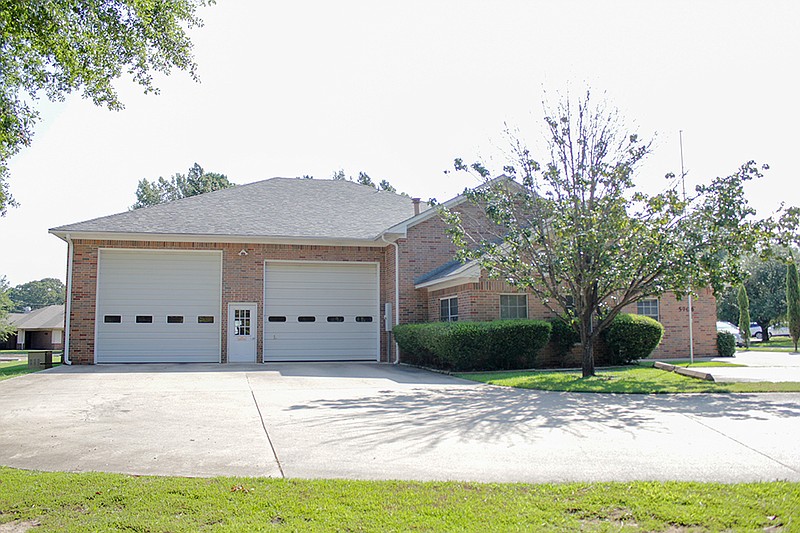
440 296 459 322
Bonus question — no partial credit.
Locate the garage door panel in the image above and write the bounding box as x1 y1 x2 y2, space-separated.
264 262 379 362
96 250 221 363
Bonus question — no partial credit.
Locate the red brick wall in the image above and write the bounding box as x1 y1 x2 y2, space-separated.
395 202 498 324
420 277 716 360
67 240 390 364
622 288 717 359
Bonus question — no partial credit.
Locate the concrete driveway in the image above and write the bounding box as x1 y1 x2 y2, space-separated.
708 350 800 382
1 363 799 483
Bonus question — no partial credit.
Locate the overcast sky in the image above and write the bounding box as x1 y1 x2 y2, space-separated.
1 1 798 286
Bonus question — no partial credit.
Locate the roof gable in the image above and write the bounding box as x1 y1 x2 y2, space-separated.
10 305 65 330
51 178 417 242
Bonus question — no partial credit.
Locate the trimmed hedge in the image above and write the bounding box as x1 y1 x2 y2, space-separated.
549 318 581 359
601 313 664 365
394 319 552 372
717 331 736 357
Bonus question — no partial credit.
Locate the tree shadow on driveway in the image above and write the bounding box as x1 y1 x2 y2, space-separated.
281 386 800 452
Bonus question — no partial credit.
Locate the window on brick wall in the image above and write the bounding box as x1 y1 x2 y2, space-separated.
440 296 458 322
500 294 527 319
637 299 660 321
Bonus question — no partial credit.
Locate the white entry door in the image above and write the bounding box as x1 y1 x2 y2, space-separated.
228 303 257 363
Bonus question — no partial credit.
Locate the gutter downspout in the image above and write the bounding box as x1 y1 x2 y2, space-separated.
380 235 401 364
63 234 73 365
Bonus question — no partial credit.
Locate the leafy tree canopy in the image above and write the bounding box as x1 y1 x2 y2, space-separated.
444 91 791 377
327 169 407 196
0 277 14 340
0 0 212 217
132 163 233 209
7 277 65 312
787 260 800 351
717 255 788 340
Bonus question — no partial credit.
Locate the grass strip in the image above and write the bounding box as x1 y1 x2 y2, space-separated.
0 357 62 382
458 365 800 393
0 468 796 532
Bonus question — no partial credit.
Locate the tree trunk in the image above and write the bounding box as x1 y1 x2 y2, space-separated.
581 339 595 378
580 311 596 378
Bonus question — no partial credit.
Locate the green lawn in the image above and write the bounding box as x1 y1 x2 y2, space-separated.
0 355 61 381
458 364 800 393
0 468 796 532
741 337 799 353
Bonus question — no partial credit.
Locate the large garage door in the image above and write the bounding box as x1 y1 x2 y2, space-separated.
96 249 222 363
264 261 379 361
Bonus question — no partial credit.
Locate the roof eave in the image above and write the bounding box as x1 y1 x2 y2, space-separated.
415 274 481 291
49 230 392 248
414 262 482 290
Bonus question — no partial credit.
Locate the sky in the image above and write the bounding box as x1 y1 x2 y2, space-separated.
1 1 798 286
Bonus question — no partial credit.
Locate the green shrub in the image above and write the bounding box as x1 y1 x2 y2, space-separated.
394 319 551 371
602 313 664 365
716 331 736 357
393 323 447 367
549 318 580 361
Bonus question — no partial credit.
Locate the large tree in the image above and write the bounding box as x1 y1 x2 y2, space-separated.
0 277 15 341
787 260 800 352
717 256 787 341
0 0 211 216
444 91 775 377
7 278 65 312
132 163 233 209
737 284 752 349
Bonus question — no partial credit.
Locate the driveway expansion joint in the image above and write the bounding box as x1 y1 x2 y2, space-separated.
682 412 800 475
246 373 285 478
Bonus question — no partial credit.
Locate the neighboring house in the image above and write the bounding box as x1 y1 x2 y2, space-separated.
0 305 65 351
49 178 716 365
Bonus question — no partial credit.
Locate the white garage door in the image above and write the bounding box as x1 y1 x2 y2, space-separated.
263 261 379 361
95 249 222 363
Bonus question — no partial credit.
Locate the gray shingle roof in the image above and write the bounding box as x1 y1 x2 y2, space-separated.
51 178 417 241
9 305 65 330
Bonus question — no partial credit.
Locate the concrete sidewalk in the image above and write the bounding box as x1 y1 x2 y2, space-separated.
707 351 800 382
1 363 799 483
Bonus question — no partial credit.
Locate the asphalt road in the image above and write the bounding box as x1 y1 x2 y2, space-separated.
1 363 798 482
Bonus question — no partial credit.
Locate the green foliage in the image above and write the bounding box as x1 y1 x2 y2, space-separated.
328 169 406 194
132 163 233 209
7 278 65 312
787 261 800 352
717 255 787 340
394 320 551 371
602 313 664 364
717 332 737 357
444 91 781 378
356 171 374 188
379 179 397 193
738 284 751 349
0 0 211 216
0 277 14 341
548 318 580 361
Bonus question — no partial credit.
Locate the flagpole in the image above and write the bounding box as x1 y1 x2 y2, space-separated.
680 130 695 364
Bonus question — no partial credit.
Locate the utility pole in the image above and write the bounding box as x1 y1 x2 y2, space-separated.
680 130 695 364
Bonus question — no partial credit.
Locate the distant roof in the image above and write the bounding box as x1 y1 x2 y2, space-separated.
50 178 420 242
9 305 64 330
